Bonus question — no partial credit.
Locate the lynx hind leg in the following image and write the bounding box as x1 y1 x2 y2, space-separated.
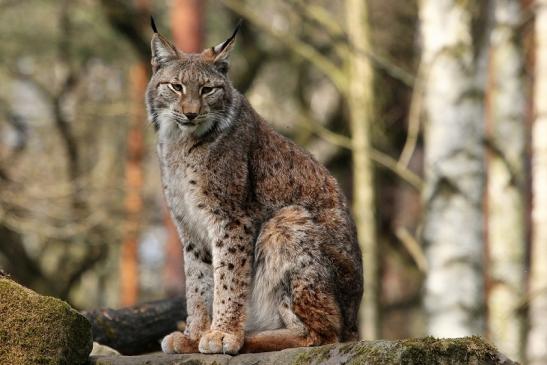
246 205 342 353
242 297 319 353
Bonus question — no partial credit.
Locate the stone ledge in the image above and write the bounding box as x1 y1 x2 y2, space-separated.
90 336 516 365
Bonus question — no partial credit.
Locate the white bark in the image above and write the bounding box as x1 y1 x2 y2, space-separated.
345 0 378 340
487 1 526 362
527 2 547 364
419 0 488 337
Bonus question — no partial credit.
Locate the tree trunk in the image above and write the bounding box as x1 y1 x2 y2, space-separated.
345 0 378 340
527 1 547 364
419 0 489 337
486 0 526 362
160 0 205 298
120 61 148 306
96 0 154 309
120 0 150 306
171 0 204 53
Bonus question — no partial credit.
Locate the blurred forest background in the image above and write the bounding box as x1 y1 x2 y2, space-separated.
0 0 545 363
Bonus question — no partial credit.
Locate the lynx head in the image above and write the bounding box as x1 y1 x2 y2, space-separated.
145 19 241 139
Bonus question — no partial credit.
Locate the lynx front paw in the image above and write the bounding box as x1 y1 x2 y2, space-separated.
198 329 243 355
161 331 198 354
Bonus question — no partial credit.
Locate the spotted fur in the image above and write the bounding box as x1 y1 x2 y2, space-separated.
146 24 363 355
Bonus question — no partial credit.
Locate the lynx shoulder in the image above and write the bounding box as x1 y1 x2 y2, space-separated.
145 19 363 355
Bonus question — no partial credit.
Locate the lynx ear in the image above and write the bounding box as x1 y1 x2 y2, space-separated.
150 17 179 73
209 20 242 74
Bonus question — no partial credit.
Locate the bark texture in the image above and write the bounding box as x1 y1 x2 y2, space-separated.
419 0 489 337
527 1 547 364
345 0 378 340
486 0 526 362
90 337 516 365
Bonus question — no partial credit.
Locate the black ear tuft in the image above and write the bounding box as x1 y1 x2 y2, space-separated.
150 16 158 33
231 19 243 39
218 19 243 53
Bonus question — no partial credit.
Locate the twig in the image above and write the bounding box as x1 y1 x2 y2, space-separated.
99 0 150 60
221 0 348 92
370 150 423 191
514 285 547 312
0 205 111 240
299 114 423 190
395 226 428 273
282 0 415 86
398 60 425 167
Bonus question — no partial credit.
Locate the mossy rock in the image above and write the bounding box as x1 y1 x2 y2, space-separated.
0 274 92 365
90 336 516 365
292 336 517 365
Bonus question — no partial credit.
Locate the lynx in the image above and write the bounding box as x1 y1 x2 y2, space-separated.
145 19 363 355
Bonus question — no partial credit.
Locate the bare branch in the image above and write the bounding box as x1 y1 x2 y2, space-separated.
398 61 425 167
61 242 108 299
370 149 423 191
395 226 428 273
221 0 349 92
99 0 150 61
0 225 44 287
283 0 415 86
298 113 423 190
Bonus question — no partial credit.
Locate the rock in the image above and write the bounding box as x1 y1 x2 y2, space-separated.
0 274 93 365
92 342 122 356
90 336 516 365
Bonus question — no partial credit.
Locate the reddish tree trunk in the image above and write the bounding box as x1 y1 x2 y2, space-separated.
120 62 148 306
120 0 150 306
171 0 204 53
162 0 205 298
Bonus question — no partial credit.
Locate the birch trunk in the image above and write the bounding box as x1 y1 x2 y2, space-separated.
345 0 378 340
419 0 488 336
527 1 547 363
486 0 526 362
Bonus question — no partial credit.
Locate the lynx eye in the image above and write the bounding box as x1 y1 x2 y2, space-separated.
201 86 215 95
169 83 183 93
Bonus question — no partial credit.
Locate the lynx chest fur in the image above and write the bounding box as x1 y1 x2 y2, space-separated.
158 141 215 251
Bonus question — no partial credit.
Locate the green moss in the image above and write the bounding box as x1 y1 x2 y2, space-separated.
291 337 510 365
293 344 335 365
346 341 401 365
398 336 502 364
0 277 92 365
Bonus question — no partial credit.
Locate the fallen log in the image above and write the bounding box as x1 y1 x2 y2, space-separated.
89 336 516 365
82 296 186 355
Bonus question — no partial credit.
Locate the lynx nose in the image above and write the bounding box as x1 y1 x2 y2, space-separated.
184 112 198 121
